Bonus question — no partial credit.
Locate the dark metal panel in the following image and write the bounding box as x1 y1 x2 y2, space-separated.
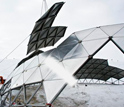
75 58 124 81
27 2 67 55
16 50 43 68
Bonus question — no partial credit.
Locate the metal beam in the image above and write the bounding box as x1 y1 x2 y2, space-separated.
11 87 23 106
23 85 27 106
27 82 42 104
74 38 110 78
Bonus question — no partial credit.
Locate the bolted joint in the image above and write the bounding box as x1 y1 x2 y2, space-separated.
96 26 100 28
88 55 93 59
78 40 82 43
60 59 63 62
109 36 113 40
38 64 41 67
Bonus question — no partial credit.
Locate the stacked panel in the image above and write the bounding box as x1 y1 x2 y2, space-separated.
75 58 124 81
27 2 67 54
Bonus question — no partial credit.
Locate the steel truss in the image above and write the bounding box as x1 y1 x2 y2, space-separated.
0 81 48 107
1 23 124 106
1 78 124 107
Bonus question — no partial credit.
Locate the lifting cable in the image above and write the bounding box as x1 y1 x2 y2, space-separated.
0 35 30 64
0 62 18 73
0 0 48 65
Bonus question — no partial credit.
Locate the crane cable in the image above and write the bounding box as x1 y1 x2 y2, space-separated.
0 35 30 64
0 0 48 65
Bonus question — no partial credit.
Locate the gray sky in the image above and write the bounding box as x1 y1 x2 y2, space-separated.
0 0 124 59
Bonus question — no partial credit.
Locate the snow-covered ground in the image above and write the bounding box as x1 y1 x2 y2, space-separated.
8 83 124 107
53 84 124 107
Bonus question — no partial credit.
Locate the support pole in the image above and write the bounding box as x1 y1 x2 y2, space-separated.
27 83 42 104
41 0 48 16
23 85 27 106
11 87 23 106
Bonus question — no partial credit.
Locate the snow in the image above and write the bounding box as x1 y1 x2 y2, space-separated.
53 84 124 107
10 83 124 107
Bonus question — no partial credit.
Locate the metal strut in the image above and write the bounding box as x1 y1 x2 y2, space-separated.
41 0 48 16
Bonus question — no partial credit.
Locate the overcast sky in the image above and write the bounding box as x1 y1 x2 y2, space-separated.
0 0 124 60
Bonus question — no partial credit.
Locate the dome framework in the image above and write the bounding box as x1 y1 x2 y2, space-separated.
0 1 124 106
1 23 124 107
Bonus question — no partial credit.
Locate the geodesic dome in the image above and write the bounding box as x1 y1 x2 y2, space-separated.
1 23 124 106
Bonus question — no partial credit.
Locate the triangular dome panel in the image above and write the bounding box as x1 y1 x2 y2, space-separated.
113 37 124 52
82 38 108 55
75 28 95 41
25 56 39 70
100 24 124 36
25 68 42 84
11 73 23 89
23 67 37 83
43 80 66 103
83 28 108 41
63 57 88 74
113 27 124 37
